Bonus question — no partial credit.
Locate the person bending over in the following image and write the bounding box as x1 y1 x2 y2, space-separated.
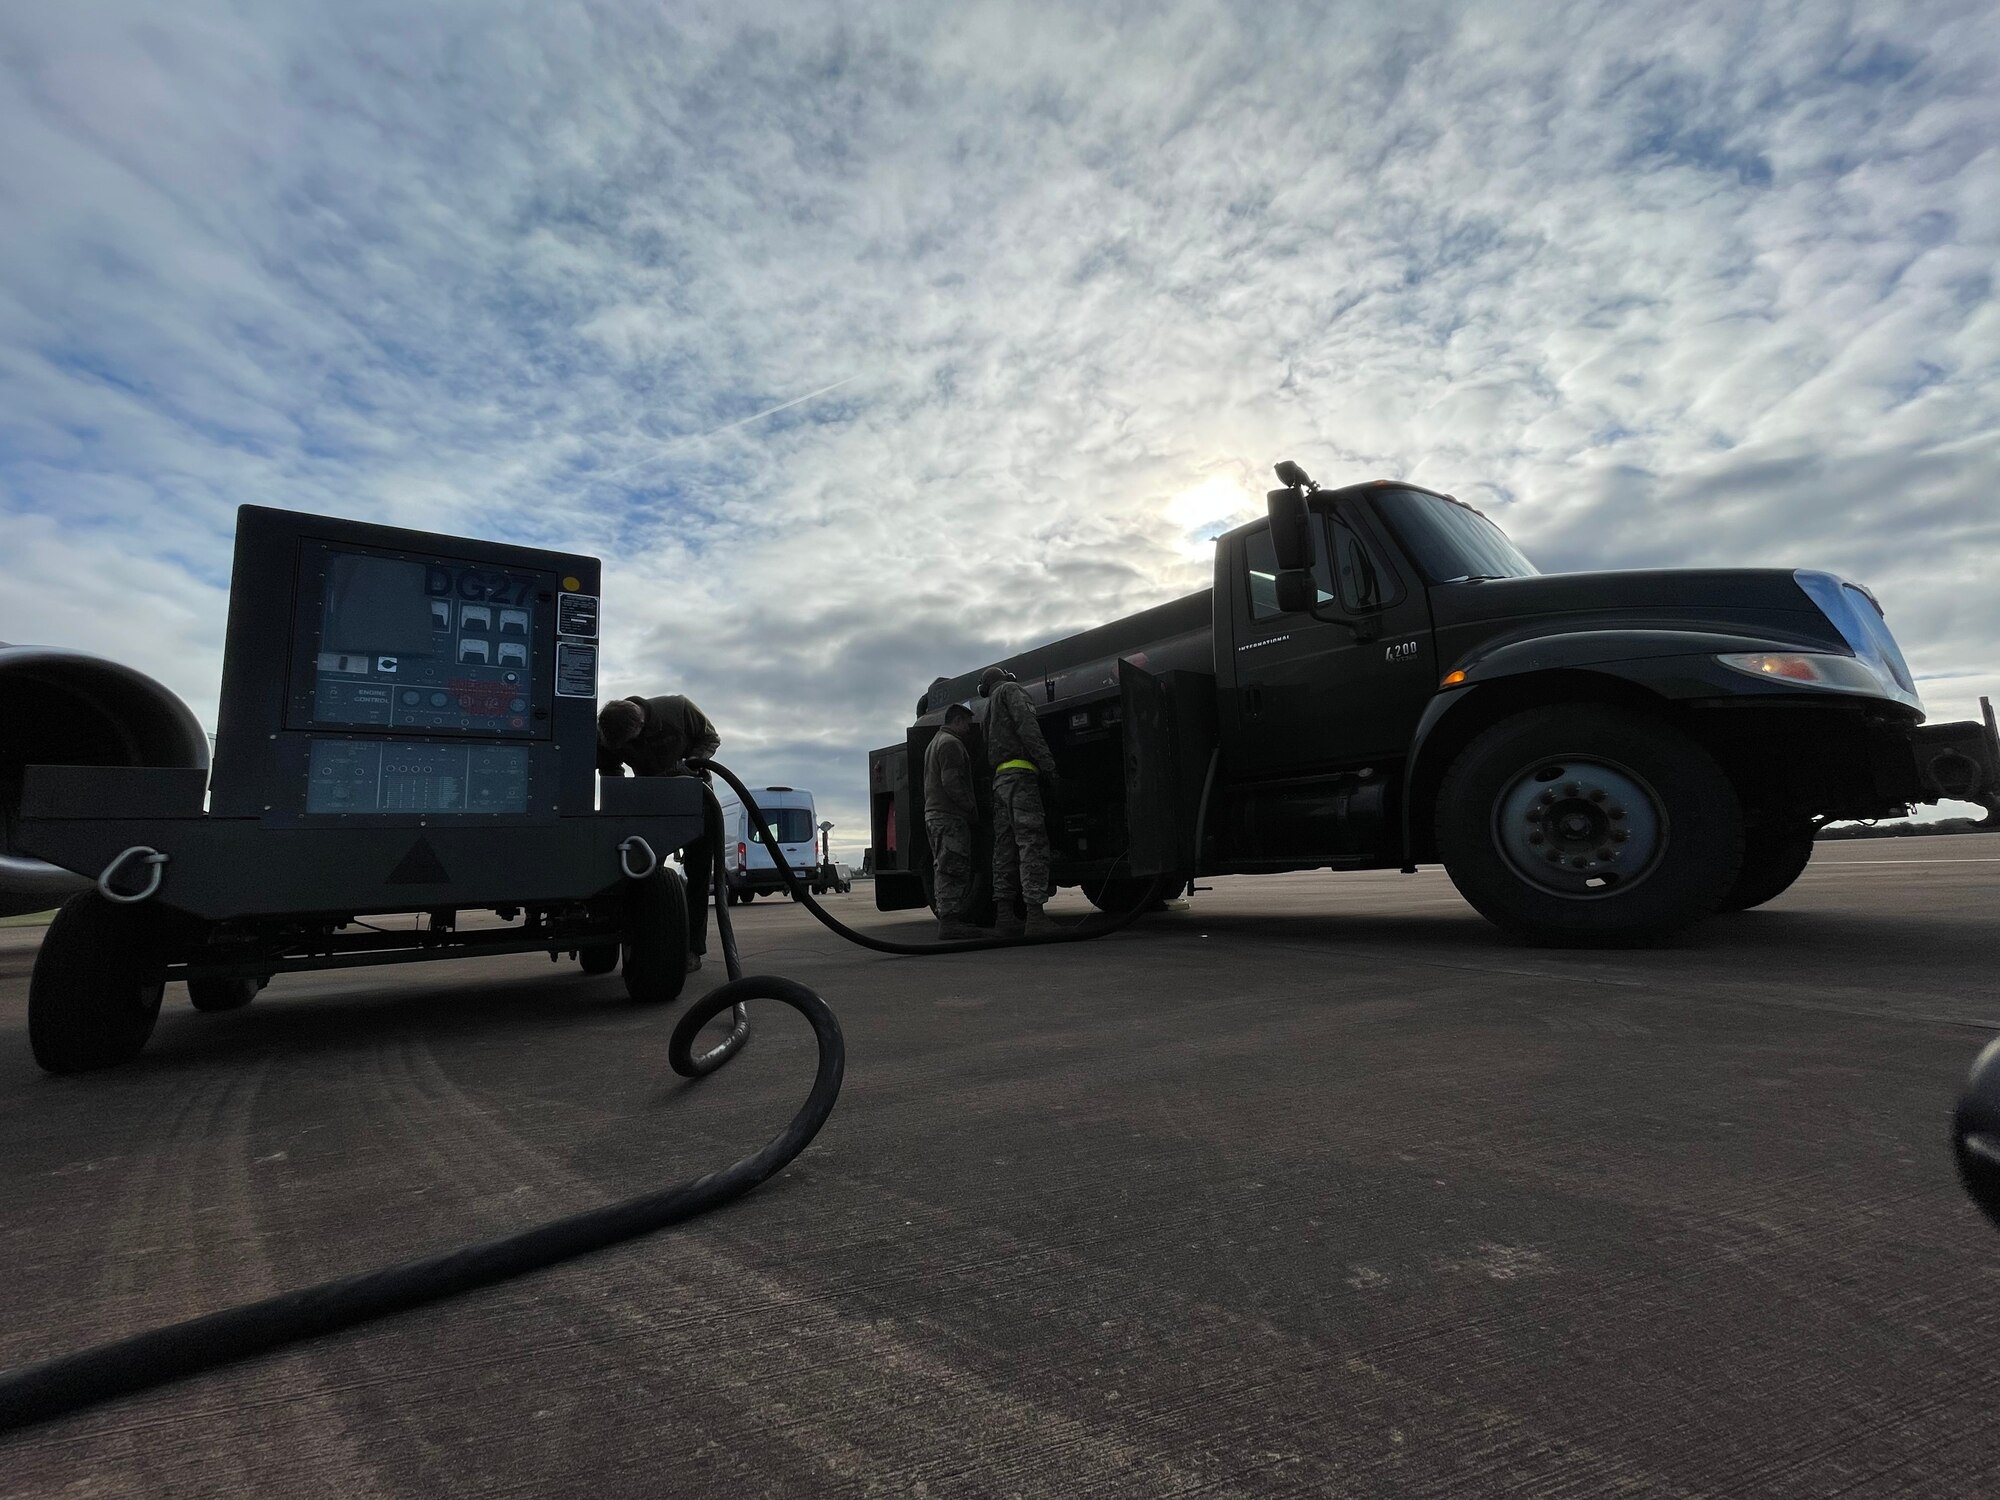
597 693 721 972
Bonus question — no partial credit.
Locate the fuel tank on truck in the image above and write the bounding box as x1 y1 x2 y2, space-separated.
0 644 212 917
926 590 1215 715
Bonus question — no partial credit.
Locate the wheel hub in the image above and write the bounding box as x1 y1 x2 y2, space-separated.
1493 758 1665 898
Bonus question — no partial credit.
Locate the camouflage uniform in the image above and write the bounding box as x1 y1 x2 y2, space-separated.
990 773 1051 909
923 725 978 919
984 679 1055 910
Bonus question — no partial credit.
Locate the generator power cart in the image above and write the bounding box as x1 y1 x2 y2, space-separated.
16 505 703 1073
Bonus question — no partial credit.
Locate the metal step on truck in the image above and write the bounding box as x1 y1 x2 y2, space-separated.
867 462 1999 947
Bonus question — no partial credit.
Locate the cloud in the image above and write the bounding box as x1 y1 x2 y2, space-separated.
2 0 1996 855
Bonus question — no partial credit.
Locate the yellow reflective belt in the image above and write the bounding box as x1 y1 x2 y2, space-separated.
996 758 1038 774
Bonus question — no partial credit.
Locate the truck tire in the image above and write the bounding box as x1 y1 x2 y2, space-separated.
621 866 689 1005
1718 819 1816 913
1084 876 1171 914
1435 704 1742 947
29 892 172 1073
577 942 620 975
188 975 266 1013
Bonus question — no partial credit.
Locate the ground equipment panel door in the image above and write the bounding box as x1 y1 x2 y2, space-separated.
1117 662 1217 881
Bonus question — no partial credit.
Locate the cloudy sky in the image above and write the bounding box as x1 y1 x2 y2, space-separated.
2 1 1995 853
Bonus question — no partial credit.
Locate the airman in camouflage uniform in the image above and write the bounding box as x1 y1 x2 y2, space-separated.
923 703 984 940
980 667 1058 938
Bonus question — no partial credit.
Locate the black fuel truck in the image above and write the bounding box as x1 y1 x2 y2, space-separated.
868 463 1999 946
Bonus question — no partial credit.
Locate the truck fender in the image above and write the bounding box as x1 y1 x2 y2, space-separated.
1399 627 1852 865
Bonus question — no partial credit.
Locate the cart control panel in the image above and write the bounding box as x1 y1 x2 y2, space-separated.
208 507 602 824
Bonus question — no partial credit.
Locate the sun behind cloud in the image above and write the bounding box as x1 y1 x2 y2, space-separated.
1165 473 1259 559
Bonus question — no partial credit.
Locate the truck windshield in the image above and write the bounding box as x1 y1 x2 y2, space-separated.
1372 490 1537 584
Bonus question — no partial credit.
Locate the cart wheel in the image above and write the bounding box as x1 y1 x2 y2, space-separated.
29 892 172 1073
578 943 620 975
188 975 267 1013
621 865 689 1004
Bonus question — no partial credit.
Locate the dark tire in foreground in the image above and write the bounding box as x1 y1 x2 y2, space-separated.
188 975 266 1013
29 893 172 1073
1436 704 1743 947
1718 818 1816 913
622 865 690 1005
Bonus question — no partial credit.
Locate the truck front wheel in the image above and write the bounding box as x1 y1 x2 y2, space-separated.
29 892 171 1072
1436 705 1743 947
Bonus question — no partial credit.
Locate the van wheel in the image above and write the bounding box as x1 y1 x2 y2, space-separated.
1436 704 1742 947
621 866 689 1004
189 975 266 1013
29 893 171 1073
1718 818 1816 912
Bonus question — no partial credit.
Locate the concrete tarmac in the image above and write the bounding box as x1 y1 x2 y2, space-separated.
3 836 1998 1497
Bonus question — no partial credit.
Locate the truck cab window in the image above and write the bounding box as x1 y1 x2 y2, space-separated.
1329 515 1389 613
1244 524 1337 622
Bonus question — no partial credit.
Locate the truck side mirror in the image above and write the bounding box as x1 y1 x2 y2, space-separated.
1266 486 1313 573
1274 569 1317 613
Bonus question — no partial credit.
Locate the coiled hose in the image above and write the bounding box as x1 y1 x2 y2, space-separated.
0 769 839 1434
0 760 1165 1433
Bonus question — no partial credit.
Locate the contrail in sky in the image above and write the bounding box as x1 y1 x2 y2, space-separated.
594 375 859 483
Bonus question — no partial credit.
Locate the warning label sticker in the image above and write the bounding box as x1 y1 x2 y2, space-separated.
558 592 599 639
555 641 598 698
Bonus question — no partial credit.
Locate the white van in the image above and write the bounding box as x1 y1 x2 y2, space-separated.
717 786 821 902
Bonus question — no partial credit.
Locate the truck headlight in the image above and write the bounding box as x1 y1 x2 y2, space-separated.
1716 652 1888 694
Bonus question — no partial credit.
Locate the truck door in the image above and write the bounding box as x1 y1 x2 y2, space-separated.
1224 507 1437 779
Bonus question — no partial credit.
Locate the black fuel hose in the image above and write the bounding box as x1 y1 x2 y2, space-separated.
692 758 1171 955
0 820 844 1433
0 751 1159 1433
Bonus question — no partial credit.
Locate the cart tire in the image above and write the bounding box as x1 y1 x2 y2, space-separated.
188 976 265 1013
1718 819 1816 912
577 943 620 976
29 893 171 1073
1436 704 1742 947
622 866 689 1004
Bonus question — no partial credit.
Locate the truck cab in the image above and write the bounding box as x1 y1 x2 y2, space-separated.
871 468 1998 945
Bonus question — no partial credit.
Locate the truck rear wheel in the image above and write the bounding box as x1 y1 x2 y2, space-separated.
29 892 171 1073
1718 818 1816 912
1083 876 1171 914
577 942 620 975
188 975 266 1013
621 866 690 1004
1436 705 1742 947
